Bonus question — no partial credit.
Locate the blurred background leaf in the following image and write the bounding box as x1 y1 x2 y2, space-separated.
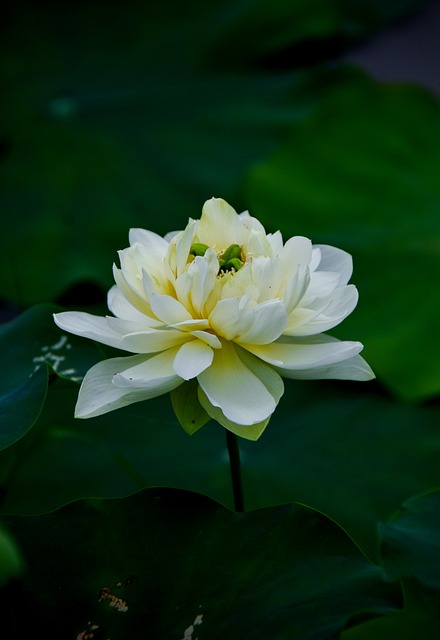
1 488 402 639
0 0 432 306
245 72 440 403
0 525 23 588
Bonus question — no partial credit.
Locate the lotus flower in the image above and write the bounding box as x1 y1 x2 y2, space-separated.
54 198 374 440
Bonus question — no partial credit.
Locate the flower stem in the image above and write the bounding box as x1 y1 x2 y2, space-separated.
226 430 245 512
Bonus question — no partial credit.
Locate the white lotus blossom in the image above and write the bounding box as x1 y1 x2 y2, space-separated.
54 198 374 440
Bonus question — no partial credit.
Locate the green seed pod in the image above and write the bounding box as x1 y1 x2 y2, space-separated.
227 258 243 272
190 243 209 257
222 244 242 262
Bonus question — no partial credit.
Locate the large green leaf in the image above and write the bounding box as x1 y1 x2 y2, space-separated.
0 305 102 452
245 72 440 402
0 0 428 305
1 488 402 639
2 374 440 564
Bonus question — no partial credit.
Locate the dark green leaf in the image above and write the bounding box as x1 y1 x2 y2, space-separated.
0 366 47 452
2 488 402 639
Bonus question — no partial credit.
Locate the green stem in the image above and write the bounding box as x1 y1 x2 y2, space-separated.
226 430 244 512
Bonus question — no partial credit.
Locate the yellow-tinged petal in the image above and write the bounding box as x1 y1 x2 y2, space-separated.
198 387 270 441
197 198 246 248
197 340 283 426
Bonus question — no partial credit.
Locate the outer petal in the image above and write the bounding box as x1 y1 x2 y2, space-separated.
53 311 123 348
285 285 359 336
112 348 181 388
314 244 353 285
243 334 364 370
198 387 271 441
173 340 214 380
197 341 284 426
275 353 375 381
75 354 182 418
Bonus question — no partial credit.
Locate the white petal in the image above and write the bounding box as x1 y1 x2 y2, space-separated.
163 229 180 242
310 247 322 272
75 354 181 418
281 236 313 268
245 228 272 258
235 299 287 345
315 244 353 285
275 353 375 381
305 271 341 299
209 297 251 341
243 335 363 370
198 387 271 441
173 340 214 380
150 293 193 324
107 285 149 323
250 256 282 301
267 230 283 255
53 311 123 349
175 220 197 277
238 210 267 235
112 347 180 388
175 250 218 316
283 265 310 314
197 341 283 425
112 348 181 389
120 328 190 353
112 264 152 317
190 330 222 348
129 228 169 254
286 285 359 336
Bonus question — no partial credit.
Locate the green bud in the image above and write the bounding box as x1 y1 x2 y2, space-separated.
218 259 226 269
190 243 210 257
222 244 242 262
